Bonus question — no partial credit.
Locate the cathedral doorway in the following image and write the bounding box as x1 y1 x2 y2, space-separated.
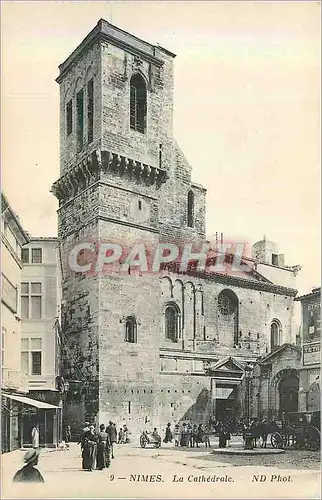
278 373 299 415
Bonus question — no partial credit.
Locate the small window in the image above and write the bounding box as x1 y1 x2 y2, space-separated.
31 351 42 375
272 254 279 266
76 89 84 152
87 79 94 143
125 316 137 343
138 200 142 210
165 303 180 342
21 338 29 350
159 143 163 168
21 248 29 263
130 74 147 133
187 190 194 227
31 338 42 350
270 321 281 351
66 100 73 136
31 248 42 264
128 401 131 414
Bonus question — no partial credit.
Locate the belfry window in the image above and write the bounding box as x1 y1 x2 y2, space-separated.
165 303 180 342
187 190 194 227
66 100 73 136
125 316 137 343
130 74 146 133
87 79 94 144
76 89 84 152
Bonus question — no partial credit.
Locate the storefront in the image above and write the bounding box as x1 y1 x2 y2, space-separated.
295 287 321 412
1 393 61 450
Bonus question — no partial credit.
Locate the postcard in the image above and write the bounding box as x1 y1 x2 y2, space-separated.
1 1 320 499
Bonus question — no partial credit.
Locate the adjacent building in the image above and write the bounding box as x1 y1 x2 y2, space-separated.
51 20 302 434
295 287 321 413
20 237 63 446
1 195 62 452
1 193 30 452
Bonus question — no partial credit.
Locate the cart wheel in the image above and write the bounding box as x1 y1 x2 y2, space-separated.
140 435 147 448
155 439 161 449
304 427 320 451
271 432 284 449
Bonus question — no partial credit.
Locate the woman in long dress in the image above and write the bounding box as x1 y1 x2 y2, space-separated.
96 424 111 470
31 425 39 448
82 425 97 471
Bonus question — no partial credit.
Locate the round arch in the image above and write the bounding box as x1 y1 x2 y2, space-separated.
270 368 299 418
270 318 282 351
164 302 181 343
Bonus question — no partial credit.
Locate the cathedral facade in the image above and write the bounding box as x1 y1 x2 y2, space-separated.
52 20 300 432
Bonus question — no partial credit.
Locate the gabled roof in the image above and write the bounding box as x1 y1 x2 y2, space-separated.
207 356 246 373
259 343 300 365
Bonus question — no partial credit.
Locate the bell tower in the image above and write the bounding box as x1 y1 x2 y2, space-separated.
52 19 178 428
52 19 206 430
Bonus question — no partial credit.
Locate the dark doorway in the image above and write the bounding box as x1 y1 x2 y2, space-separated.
279 374 299 415
215 399 234 422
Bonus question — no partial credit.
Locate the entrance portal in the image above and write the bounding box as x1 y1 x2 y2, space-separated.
279 374 299 415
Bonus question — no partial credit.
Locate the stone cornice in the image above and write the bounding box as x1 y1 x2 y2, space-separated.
51 149 168 205
56 19 169 84
162 264 298 297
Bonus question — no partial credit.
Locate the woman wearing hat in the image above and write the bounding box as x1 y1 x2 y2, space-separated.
13 449 44 483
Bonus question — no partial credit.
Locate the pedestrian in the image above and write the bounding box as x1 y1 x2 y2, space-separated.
180 423 187 446
13 449 44 483
123 424 129 443
218 422 227 448
163 422 173 443
64 424 71 446
96 424 111 470
31 424 39 449
196 424 203 448
82 425 97 471
192 424 198 448
118 427 125 444
260 419 269 448
106 421 117 459
174 424 180 447
203 425 211 448
225 426 231 448
187 424 193 447
78 421 90 449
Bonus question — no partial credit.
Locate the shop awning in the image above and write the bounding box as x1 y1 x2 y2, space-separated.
2 393 59 410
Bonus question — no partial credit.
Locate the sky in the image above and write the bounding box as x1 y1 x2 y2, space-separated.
1 1 320 295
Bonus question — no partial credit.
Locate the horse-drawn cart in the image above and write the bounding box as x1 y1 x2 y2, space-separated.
140 430 161 448
271 411 320 451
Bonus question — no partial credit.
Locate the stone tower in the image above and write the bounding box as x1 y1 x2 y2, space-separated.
52 20 206 429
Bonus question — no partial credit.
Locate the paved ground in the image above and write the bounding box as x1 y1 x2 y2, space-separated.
1 437 320 499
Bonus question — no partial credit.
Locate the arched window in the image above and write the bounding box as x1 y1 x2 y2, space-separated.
165 303 180 342
270 320 281 351
218 289 239 346
125 316 137 343
187 190 194 227
130 74 146 133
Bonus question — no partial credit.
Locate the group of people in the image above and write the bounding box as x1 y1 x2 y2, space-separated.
79 421 116 471
163 422 212 448
78 421 130 471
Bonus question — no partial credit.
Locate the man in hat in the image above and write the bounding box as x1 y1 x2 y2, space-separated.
13 449 44 483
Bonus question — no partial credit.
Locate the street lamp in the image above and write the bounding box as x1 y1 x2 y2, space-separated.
244 363 254 450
